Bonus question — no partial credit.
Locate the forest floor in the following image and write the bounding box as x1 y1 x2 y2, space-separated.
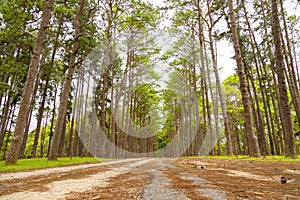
0 158 299 200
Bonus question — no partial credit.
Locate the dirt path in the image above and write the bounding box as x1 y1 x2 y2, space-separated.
173 158 300 200
0 158 299 200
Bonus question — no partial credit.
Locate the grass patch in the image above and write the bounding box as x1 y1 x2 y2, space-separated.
202 155 300 162
0 157 110 173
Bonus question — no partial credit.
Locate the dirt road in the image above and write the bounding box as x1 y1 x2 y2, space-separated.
0 158 299 200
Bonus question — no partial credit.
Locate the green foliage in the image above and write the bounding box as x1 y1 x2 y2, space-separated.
155 72 185 151
120 0 161 30
0 0 38 101
0 131 12 160
155 129 171 150
54 3 76 17
131 84 161 128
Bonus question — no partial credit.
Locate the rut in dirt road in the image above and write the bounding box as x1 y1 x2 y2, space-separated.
139 159 228 200
140 160 189 200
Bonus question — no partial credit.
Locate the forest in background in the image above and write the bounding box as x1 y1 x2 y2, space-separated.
0 0 300 165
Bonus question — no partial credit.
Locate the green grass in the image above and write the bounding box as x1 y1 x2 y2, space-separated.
0 157 110 173
202 155 300 162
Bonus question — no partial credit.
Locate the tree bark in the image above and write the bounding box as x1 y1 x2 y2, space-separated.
40 109 50 158
195 1 207 155
190 24 202 156
228 0 260 157
260 0 283 155
271 0 297 158
2 104 16 160
32 17 63 158
5 0 56 165
47 84 58 157
279 0 300 126
0 94 12 149
58 115 67 157
206 0 233 155
68 78 80 159
204 43 216 156
31 85 47 158
241 0 271 155
48 0 85 160
245 67 269 155
19 71 40 159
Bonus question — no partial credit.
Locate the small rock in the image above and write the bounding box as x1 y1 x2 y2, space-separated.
281 176 287 184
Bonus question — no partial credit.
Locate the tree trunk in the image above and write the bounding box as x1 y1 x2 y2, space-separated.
2 104 16 160
0 94 12 149
19 59 42 159
48 0 86 160
18 110 33 159
47 84 58 157
260 0 282 155
31 85 47 158
40 110 49 158
1 51 18 149
190 23 201 156
206 0 233 155
77 73 85 157
68 78 80 158
241 0 271 155
5 0 55 165
32 17 63 158
203 41 215 156
271 0 297 158
110 58 116 158
228 0 260 157
0 72 10 111
58 115 67 157
279 0 300 126
1 100 16 159
243 58 269 156
195 1 207 155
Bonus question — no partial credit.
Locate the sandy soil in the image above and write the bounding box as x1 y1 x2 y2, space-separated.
0 158 299 200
